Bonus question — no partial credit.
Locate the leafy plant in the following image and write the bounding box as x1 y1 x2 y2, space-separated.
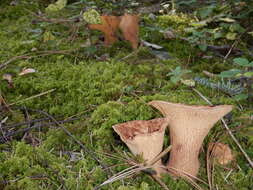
219 57 253 101
167 66 191 84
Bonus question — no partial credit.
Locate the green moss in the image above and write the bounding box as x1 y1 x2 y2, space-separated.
157 14 194 30
0 2 252 190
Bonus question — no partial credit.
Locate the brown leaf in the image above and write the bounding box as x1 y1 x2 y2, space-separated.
163 29 175 39
2 74 14 88
2 74 12 83
209 142 234 165
119 13 139 49
88 15 120 45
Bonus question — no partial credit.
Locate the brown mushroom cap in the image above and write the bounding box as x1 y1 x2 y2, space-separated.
113 118 169 176
148 101 233 177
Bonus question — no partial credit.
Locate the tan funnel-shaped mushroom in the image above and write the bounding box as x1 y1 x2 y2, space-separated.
112 118 169 175
148 101 233 177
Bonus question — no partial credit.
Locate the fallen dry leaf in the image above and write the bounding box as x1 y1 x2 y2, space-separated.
88 15 120 46
209 142 234 165
2 74 14 88
119 13 139 49
19 68 36 76
163 29 175 39
2 74 12 83
88 14 139 49
141 40 163 49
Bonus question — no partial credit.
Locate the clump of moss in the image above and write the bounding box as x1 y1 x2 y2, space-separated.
89 100 154 150
157 14 194 30
0 1 252 190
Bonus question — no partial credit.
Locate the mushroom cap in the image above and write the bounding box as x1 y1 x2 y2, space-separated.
112 118 169 170
113 118 167 141
148 101 233 177
148 101 233 127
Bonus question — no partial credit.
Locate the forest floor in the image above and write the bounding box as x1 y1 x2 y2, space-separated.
0 1 252 190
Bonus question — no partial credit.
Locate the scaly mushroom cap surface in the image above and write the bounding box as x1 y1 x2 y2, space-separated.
148 101 233 177
112 118 169 175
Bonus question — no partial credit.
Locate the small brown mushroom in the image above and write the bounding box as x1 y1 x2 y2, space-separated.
112 118 169 175
208 142 234 165
148 101 233 177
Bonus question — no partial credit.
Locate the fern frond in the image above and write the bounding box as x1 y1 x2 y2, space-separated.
194 77 244 96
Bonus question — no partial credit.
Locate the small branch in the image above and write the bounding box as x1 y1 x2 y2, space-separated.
17 107 112 176
8 89 56 106
192 88 253 168
148 145 172 166
0 117 79 143
150 175 170 190
0 49 80 70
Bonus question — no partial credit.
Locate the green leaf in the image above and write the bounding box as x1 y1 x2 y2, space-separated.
233 58 249 66
197 5 215 19
220 69 241 78
174 66 182 74
218 17 236 23
226 32 237 40
170 76 180 84
243 72 253 77
214 32 223 39
229 23 245 33
233 94 248 101
190 21 207 28
198 44 207 51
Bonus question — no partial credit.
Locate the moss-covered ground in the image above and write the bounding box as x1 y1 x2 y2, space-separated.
0 1 252 190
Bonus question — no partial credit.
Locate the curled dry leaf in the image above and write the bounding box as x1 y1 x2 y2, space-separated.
209 142 234 165
2 74 12 83
119 13 139 49
19 68 36 76
2 74 14 88
141 40 163 49
163 29 175 39
88 15 120 46
88 14 139 49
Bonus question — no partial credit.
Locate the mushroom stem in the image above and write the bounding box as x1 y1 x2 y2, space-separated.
112 118 169 176
148 101 233 177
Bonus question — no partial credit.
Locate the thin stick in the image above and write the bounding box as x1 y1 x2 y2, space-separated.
148 145 172 166
0 49 79 70
206 143 213 190
151 175 170 190
14 107 112 176
192 88 253 168
9 89 56 106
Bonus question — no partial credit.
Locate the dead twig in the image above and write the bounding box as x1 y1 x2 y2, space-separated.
8 89 56 106
0 49 80 70
94 146 172 190
17 107 113 176
0 116 79 143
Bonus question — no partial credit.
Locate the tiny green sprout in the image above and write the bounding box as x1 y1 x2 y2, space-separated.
167 66 191 84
